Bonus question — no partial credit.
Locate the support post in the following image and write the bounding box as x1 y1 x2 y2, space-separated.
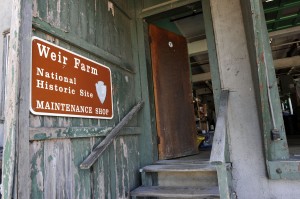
240 0 289 162
133 0 159 167
202 0 222 112
2 0 32 198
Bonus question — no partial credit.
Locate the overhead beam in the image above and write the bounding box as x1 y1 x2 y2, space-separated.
269 26 300 39
195 88 212 95
188 39 207 56
140 0 200 18
274 56 300 70
189 26 300 56
192 56 300 82
192 72 211 82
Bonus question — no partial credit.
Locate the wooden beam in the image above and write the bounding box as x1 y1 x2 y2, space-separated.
188 26 300 56
192 72 211 82
269 24 300 39
274 56 300 70
210 90 229 164
29 127 141 141
240 0 289 164
80 101 144 169
195 88 212 95
188 39 208 56
134 0 159 167
202 0 221 112
32 18 135 74
140 0 200 18
192 56 300 82
2 0 31 198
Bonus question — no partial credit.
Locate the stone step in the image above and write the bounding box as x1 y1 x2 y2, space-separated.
130 186 220 198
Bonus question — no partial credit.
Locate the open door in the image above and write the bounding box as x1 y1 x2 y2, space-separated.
149 24 198 160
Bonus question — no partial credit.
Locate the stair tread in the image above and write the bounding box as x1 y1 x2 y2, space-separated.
142 164 216 172
130 186 220 198
156 159 210 165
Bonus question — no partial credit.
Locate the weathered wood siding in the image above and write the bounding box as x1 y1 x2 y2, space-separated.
0 0 12 148
30 0 141 198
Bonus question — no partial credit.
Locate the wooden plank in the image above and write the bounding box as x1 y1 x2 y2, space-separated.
240 0 289 162
43 139 74 199
132 1 159 167
118 12 135 71
0 32 9 120
140 0 200 18
113 136 139 198
192 56 300 83
187 30 300 56
32 18 135 74
71 138 92 199
69 0 79 37
202 0 222 112
59 0 70 31
30 115 44 128
94 1 105 55
35 0 46 19
269 26 300 38
29 126 141 141
142 164 216 172
188 39 208 56
108 140 117 199
17 0 32 198
78 0 88 41
33 138 92 199
2 0 31 198
43 140 61 198
47 0 59 28
196 88 212 95
192 72 212 82
130 186 220 198
156 159 210 165
80 101 144 169
215 164 233 199
30 141 45 199
86 0 95 44
91 138 109 198
274 56 300 70
210 90 229 165
126 136 141 190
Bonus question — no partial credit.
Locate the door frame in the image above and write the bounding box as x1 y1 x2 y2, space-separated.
134 0 222 163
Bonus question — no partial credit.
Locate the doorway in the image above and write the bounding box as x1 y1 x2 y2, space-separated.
145 2 217 160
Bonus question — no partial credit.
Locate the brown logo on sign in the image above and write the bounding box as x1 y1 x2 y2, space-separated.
30 37 113 119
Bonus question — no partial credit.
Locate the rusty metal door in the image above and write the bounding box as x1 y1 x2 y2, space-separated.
149 24 198 160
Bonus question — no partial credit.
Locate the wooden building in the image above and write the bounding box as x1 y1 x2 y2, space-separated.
1 0 300 198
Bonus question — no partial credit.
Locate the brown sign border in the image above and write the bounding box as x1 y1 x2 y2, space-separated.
30 37 114 119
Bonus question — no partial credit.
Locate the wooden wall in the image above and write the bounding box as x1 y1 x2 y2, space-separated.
30 0 141 198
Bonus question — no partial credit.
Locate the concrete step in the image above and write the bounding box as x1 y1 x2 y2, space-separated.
130 186 220 198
